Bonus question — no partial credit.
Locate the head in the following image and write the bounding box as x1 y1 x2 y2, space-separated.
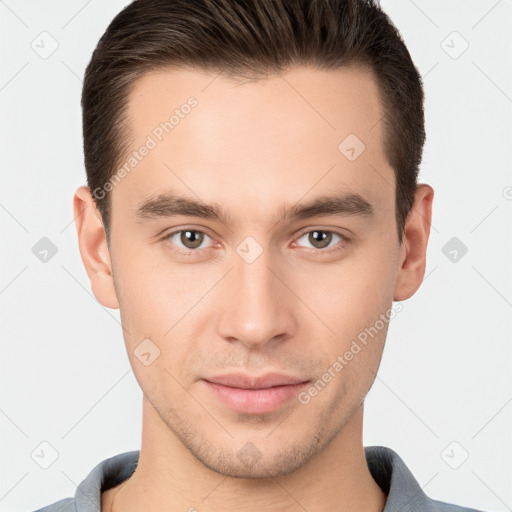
75 0 433 479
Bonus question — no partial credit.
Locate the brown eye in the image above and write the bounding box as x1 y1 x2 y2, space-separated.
165 229 212 253
308 230 332 249
294 229 346 252
179 230 205 249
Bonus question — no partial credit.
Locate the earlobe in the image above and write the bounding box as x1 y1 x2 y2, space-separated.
393 184 434 301
73 186 119 309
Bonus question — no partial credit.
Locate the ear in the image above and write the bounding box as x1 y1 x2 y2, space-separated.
393 184 434 301
73 186 119 309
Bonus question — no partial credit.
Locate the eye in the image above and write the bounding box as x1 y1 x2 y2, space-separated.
162 227 349 256
165 229 214 253
293 229 348 253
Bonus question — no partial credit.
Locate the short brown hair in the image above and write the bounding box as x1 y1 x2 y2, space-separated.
82 0 425 244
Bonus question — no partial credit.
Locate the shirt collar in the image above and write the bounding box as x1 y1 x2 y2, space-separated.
365 445 434 511
71 446 446 511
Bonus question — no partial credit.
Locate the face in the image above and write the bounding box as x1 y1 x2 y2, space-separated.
76 64 431 479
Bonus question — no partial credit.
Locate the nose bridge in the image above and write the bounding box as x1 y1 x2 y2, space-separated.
216 241 295 347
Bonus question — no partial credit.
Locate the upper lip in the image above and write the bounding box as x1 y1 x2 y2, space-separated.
204 373 309 389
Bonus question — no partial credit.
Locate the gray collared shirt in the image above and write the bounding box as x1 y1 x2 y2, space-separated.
33 446 485 511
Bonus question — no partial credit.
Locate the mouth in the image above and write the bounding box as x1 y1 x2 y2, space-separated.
202 373 310 414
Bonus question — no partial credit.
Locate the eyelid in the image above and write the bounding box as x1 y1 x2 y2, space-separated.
293 226 348 239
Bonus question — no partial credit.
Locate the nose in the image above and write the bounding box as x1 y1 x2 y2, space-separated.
216 246 297 350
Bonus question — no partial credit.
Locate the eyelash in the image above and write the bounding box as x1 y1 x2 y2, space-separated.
161 227 350 256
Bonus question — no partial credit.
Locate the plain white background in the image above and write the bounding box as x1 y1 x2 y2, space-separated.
1 1 511 511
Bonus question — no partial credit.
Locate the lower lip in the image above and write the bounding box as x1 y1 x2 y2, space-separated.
203 380 309 414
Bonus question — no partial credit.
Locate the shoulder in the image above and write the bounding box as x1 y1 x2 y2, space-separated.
31 497 75 512
427 497 486 512
364 445 488 512
30 450 139 512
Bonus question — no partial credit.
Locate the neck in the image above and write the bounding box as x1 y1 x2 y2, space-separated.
103 399 386 512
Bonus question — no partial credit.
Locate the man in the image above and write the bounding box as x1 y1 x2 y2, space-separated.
34 0 485 510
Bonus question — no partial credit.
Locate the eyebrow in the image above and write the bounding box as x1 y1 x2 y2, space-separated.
133 190 374 225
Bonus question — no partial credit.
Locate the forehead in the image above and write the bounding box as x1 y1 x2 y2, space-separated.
113 64 394 223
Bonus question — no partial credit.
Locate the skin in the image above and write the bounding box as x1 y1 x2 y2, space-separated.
74 64 433 512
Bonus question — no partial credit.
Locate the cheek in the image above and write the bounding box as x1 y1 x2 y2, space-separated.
113 242 193 327
290 248 397 344
112 249 211 373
